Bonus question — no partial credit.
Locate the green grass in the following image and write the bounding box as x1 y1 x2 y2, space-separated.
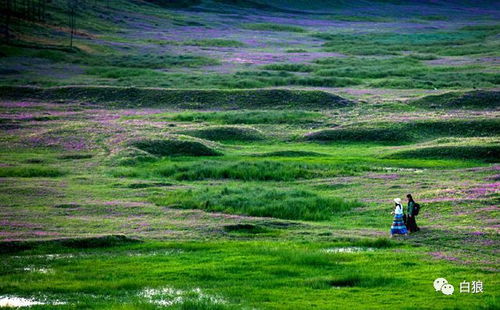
314 30 498 56
387 145 500 162
313 56 424 78
306 127 409 143
0 97 498 309
150 110 324 125
11 40 498 90
99 54 220 69
57 153 93 160
0 2 499 309
154 161 319 181
262 63 316 72
253 150 326 157
413 90 500 109
223 223 274 234
242 23 306 32
1 46 219 69
260 56 500 89
108 147 159 166
129 138 221 157
143 0 202 8
0 166 66 177
261 56 499 89
86 67 166 79
107 144 476 181
151 185 362 220
0 1 498 91
0 239 496 309
369 72 499 89
328 15 394 22
0 86 352 108
285 48 308 53
183 39 246 47
181 126 265 142
149 159 377 181
0 235 140 254
305 119 500 143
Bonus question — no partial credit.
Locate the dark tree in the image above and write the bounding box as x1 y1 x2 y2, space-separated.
1 0 13 41
68 0 77 47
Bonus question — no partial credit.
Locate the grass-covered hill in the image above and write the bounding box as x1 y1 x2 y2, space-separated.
0 85 353 108
0 0 498 92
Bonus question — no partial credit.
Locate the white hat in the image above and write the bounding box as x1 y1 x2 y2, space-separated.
394 198 402 204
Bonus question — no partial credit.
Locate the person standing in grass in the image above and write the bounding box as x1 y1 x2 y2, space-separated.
390 198 408 237
406 194 420 233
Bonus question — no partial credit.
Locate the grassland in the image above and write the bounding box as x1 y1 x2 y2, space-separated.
0 0 499 309
0 91 498 308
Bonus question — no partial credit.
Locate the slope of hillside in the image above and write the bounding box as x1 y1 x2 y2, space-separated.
0 0 498 94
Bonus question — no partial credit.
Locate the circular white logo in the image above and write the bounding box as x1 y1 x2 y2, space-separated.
441 284 454 295
433 278 448 291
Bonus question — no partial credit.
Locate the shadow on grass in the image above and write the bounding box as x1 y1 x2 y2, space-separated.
0 235 141 254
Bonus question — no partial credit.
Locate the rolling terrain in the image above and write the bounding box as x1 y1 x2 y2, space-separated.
0 0 498 309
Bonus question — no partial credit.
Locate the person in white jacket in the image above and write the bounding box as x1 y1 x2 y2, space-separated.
390 198 408 237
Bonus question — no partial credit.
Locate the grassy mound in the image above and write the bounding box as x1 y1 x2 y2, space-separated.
0 86 353 109
411 119 500 137
54 203 81 208
305 128 409 143
157 160 318 181
152 186 362 221
57 153 93 160
144 0 202 8
213 0 307 13
413 90 500 109
253 150 326 157
305 119 500 143
125 182 173 189
387 145 499 162
0 166 66 177
153 160 375 181
122 159 372 181
184 39 246 47
223 224 272 234
242 23 306 32
130 137 221 157
165 110 322 124
0 235 141 254
107 147 158 166
181 126 265 142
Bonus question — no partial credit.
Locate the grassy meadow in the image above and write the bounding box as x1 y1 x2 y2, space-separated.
0 0 499 309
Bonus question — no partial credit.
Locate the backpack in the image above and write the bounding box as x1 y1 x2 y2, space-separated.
413 202 421 216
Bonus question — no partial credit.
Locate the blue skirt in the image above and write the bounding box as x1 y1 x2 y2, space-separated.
391 214 408 235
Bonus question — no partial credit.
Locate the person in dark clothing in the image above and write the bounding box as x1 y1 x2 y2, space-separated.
406 194 420 233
